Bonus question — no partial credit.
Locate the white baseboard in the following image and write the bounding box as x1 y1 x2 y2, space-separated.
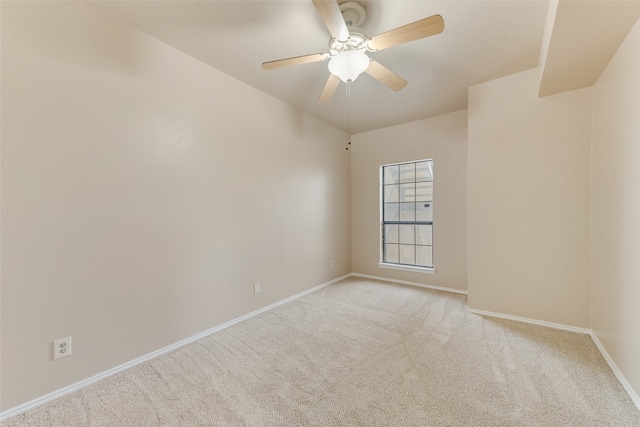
467 307 640 411
349 272 468 295
466 307 590 334
4 274 638 420
589 332 640 410
0 273 350 422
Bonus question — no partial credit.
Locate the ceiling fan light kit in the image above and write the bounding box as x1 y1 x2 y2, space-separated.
262 0 444 103
326 29 370 82
328 49 369 82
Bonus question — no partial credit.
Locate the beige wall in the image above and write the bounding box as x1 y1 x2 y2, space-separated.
592 19 640 400
467 69 591 328
0 2 350 410
350 110 468 292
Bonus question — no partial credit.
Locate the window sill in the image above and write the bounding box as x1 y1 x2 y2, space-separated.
378 263 435 274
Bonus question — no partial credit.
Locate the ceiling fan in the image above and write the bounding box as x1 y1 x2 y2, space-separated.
262 0 444 103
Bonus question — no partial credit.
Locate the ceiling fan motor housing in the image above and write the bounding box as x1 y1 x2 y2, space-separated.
329 30 368 56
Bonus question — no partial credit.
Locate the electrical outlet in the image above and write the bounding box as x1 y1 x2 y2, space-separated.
53 337 72 360
330 260 335 269
254 282 261 294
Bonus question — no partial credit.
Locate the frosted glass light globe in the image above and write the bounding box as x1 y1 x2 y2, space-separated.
328 49 370 82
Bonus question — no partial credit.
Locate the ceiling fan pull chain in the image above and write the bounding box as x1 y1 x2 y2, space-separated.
346 82 351 150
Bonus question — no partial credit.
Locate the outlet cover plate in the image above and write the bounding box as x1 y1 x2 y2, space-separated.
53 337 72 360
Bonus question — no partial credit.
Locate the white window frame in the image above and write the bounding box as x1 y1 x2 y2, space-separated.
378 159 435 274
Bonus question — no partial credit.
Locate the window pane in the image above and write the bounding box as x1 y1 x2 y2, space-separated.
415 181 433 202
399 183 415 202
399 244 415 265
381 159 434 269
384 185 399 203
385 244 399 263
383 165 399 185
416 245 433 267
384 224 399 244
416 161 433 182
399 225 414 244
399 163 415 183
416 224 432 246
384 203 399 221
399 203 415 221
416 202 433 222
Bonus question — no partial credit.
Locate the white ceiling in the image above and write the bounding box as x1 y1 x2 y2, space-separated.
93 1 640 134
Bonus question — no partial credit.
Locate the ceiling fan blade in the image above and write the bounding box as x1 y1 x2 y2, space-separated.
262 53 329 70
369 14 444 51
318 74 341 103
365 60 408 91
312 0 350 43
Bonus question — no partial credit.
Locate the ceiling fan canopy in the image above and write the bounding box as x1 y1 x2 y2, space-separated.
262 0 444 103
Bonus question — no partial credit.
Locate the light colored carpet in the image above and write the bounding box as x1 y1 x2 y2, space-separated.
4 277 640 426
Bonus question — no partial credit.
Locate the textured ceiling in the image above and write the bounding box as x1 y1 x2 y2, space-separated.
92 1 639 134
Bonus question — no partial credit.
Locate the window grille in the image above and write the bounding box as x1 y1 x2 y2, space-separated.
381 160 433 268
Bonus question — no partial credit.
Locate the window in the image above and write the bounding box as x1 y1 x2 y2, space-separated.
381 159 434 272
